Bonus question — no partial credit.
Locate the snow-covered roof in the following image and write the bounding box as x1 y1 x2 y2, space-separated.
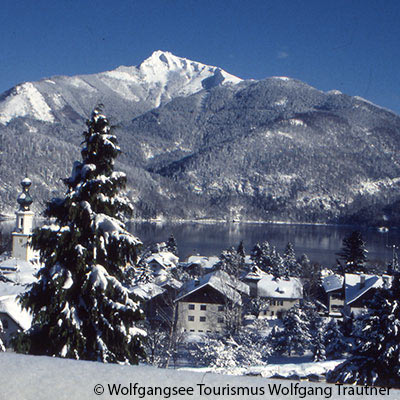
176 270 249 305
0 281 28 298
322 274 343 293
322 273 387 306
0 258 38 284
130 282 165 301
154 275 183 290
345 273 385 305
243 266 264 281
257 275 303 300
0 295 32 330
146 251 178 269
185 256 219 270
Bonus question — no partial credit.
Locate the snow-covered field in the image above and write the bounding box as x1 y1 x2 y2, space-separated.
0 352 397 400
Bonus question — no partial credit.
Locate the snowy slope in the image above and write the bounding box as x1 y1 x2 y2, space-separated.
1 353 397 400
0 50 242 125
1 51 400 224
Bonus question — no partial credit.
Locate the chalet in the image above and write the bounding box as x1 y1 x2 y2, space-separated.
322 273 390 316
257 275 302 318
175 270 249 334
130 275 183 329
181 256 219 277
243 268 303 319
145 250 178 277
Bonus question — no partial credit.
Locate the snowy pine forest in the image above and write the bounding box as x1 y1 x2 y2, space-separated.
0 106 399 393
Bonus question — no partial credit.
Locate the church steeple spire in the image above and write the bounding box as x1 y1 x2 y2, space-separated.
12 177 35 261
17 177 33 211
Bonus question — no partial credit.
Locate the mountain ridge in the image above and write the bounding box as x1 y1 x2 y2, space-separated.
0 50 242 125
0 51 400 226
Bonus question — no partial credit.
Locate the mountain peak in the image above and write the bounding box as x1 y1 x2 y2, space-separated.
137 50 242 87
141 50 183 68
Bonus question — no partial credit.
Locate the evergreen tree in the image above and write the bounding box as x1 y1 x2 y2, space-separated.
15 107 145 363
0 320 5 352
300 255 323 300
166 234 178 256
128 258 154 285
251 242 272 274
216 246 245 278
312 322 326 362
271 304 311 356
237 240 245 258
251 241 285 278
302 301 326 361
0 227 11 255
323 318 348 359
387 248 399 275
327 273 400 387
337 231 368 273
283 242 301 277
190 326 269 370
270 247 286 280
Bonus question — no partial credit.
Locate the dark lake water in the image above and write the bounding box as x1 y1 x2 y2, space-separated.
127 221 400 268
2 219 399 268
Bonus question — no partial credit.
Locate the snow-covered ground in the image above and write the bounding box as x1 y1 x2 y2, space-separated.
0 353 397 400
179 359 343 380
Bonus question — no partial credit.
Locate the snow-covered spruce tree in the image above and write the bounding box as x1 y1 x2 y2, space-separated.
271 304 311 356
216 246 245 278
301 301 326 361
323 318 348 359
251 241 285 278
327 273 400 387
0 320 5 352
310 315 326 362
283 242 301 278
189 328 269 370
337 231 368 273
15 107 145 363
166 234 178 257
300 255 323 301
237 240 245 258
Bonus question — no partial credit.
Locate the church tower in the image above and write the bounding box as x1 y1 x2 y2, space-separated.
12 178 34 261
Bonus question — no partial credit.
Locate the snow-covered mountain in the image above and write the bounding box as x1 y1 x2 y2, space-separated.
0 50 241 125
1 51 400 225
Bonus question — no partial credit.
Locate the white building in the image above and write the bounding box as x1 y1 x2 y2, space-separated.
175 270 249 334
243 268 303 319
0 178 37 348
11 178 35 262
145 250 179 277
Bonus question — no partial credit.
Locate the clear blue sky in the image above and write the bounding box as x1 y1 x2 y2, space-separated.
1 0 400 114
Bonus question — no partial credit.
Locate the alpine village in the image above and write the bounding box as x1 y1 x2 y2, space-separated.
1 53 400 391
